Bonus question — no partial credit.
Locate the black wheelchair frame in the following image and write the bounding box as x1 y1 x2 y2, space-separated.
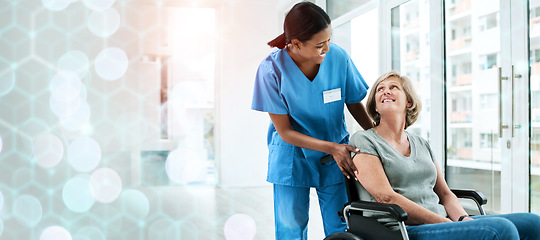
323 171 487 240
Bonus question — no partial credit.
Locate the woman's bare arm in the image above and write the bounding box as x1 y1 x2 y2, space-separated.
353 153 451 225
433 162 473 221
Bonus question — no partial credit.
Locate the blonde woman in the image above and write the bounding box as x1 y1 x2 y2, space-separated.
349 71 540 240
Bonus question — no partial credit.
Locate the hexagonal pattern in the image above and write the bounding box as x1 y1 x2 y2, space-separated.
0 2 14 32
0 26 31 63
0 1 238 239
34 26 70 63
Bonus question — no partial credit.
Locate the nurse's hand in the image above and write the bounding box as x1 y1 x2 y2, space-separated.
332 144 360 180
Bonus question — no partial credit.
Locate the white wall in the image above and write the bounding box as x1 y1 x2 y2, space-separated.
218 0 287 187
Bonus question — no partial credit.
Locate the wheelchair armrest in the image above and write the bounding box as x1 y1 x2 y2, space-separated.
451 189 487 205
348 200 408 221
451 189 487 215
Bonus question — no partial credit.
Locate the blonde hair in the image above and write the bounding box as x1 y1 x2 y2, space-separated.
366 71 422 129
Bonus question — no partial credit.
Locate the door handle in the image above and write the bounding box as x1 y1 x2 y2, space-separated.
511 65 515 138
513 67 522 137
499 67 509 138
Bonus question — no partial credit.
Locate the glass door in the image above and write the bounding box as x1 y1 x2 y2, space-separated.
445 0 530 213
529 0 540 214
444 0 503 213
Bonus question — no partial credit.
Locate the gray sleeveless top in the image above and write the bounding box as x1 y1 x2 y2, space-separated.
349 128 446 229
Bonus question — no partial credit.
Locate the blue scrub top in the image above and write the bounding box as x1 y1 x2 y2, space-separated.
252 43 369 187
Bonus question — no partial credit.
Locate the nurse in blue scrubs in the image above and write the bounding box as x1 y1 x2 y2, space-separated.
251 2 373 239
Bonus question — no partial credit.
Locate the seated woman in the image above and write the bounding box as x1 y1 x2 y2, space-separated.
349 70 540 240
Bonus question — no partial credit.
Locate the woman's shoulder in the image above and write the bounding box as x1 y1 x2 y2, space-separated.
350 129 377 145
351 128 374 136
350 129 382 157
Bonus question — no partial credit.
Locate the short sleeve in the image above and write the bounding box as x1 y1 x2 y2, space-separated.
349 130 380 159
251 60 288 114
344 55 369 104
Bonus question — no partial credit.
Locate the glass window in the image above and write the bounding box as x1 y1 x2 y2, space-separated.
326 0 370 19
532 130 540 151
480 133 498 148
445 0 502 213
479 53 498 70
533 6 540 18
390 0 431 141
530 0 540 214
531 49 540 63
479 13 498 31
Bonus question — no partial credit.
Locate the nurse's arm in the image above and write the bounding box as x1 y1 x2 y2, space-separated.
268 113 359 179
346 102 374 130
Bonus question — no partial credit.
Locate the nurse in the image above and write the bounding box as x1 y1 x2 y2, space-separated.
251 2 373 239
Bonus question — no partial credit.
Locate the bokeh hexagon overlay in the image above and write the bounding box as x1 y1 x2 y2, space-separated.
0 0 260 239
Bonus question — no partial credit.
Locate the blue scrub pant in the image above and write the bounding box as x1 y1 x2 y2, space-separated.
273 183 347 240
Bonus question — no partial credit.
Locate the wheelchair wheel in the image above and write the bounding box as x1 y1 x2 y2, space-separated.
323 232 363 240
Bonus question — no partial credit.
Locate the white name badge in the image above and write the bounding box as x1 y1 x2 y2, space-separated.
323 88 341 104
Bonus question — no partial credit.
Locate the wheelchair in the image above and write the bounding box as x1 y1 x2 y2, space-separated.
323 176 488 240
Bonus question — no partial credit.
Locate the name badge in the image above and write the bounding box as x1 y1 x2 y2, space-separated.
323 88 341 104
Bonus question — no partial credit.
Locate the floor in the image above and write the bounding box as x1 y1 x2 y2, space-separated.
1 185 327 240
151 185 326 240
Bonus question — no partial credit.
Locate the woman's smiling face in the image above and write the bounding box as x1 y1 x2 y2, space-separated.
374 77 410 115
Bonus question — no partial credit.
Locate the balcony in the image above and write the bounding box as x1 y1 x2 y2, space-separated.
531 16 540 37
405 49 419 61
532 152 540 165
403 18 420 29
449 36 472 51
457 148 473 159
451 111 472 123
447 147 473 160
456 73 472 86
449 0 471 16
532 62 540 75
413 81 421 90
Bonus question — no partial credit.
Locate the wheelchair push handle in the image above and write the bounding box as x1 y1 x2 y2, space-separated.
320 154 335 165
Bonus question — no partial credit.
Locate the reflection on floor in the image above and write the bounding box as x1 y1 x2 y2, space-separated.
136 186 325 239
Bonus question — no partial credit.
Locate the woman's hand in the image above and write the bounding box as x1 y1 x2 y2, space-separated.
331 144 360 180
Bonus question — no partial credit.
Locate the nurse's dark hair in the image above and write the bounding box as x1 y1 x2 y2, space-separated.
268 2 331 49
